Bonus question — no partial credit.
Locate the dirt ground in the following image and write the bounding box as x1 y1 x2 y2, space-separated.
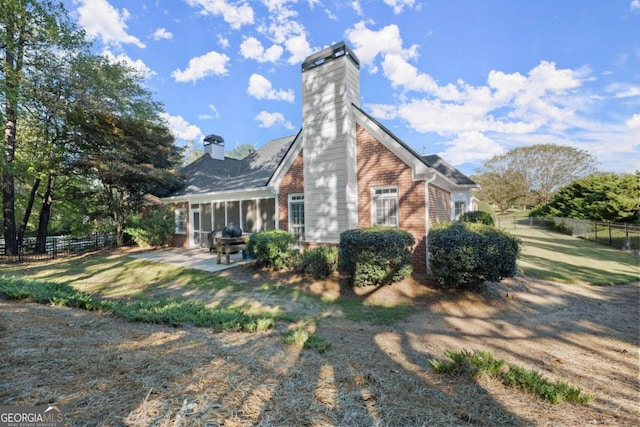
1 264 638 426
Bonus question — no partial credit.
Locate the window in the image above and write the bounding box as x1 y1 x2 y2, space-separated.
288 194 305 244
175 208 187 234
454 201 466 219
372 187 398 227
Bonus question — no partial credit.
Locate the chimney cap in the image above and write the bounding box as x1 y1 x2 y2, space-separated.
301 41 360 72
204 134 224 145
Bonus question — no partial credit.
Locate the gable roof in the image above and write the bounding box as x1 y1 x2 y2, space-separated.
169 134 296 197
352 104 478 188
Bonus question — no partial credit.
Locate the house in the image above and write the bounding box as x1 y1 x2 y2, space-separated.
161 41 479 273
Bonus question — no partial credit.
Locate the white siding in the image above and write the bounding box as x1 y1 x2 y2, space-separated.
302 48 360 243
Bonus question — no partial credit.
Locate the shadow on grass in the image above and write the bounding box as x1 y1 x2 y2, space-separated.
508 228 639 286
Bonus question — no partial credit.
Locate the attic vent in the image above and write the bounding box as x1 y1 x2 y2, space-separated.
301 41 360 72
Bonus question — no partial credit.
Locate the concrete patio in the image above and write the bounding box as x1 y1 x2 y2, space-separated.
128 248 253 273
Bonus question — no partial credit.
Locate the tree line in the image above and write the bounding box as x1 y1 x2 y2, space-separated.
1 0 183 255
472 144 639 223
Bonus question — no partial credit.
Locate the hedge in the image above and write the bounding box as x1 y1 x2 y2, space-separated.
339 227 415 287
428 222 520 289
246 230 295 269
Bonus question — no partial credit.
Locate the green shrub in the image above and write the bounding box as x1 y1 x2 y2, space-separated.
428 222 520 289
283 328 332 353
125 205 175 247
339 227 415 287
246 230 295 269
542 218 573 235
0 276 274 332
459 210 495 226
430 349 593 405
299 245 339 279
430 349 505 379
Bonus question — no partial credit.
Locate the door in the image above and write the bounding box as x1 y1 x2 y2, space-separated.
191 205 201 248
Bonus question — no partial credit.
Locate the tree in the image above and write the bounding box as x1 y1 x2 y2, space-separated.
472 170 528 213
531 172 640 223
1 0 85 254
477 144 598 208
70 111 183 245
226 144 255 160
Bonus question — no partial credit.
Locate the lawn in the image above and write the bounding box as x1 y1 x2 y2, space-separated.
502 223 639 285
0 236 638 425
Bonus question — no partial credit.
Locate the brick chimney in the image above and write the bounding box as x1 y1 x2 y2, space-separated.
203 134 225 160
301 41 361 244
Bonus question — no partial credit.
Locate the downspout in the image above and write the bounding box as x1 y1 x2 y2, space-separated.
424 171 437 273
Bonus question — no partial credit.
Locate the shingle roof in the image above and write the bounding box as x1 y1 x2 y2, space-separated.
171 109 477 197
422 155 477 186
170 134 297 196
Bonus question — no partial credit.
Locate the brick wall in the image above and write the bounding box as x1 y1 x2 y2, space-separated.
277 151 305 233
356 124 428 272
428 185 451 225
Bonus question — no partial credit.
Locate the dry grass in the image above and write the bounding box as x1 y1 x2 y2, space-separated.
1 251 639 426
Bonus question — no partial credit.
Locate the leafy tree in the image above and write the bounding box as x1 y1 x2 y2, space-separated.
226 143 256 160
1 0 86 254
531 172 640 223
477 144 598 209
70 111 183 245
472 170 528 213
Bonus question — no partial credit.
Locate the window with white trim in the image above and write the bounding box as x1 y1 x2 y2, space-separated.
175 208 187 234
288 194 305 244
454 201 466 219
372 186 398 227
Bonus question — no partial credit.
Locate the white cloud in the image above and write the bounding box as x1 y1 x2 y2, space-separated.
152 28 173 40
101 49 155 78
258 1 313 64
285 34 313 64
185 0 254 29
172 51 230 82
159 112 203 141
606 83 640 98
436 132 505 166
255 111 294 129
217 34 229 48
367 58 586 139
383 0 417 14
198 104 220 120
350 1 363 15
239 37 283 63
631 0 640 11
247 74 294 102
627 113 640 129
345 22 418 72
75 0 145 48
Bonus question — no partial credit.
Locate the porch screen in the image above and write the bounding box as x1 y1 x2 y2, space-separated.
214 202 225 231
227 201 240 228
201 203 212 233
242 200 257 233
259 198 276 230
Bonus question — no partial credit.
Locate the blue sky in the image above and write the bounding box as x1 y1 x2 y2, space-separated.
64 0 640 175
